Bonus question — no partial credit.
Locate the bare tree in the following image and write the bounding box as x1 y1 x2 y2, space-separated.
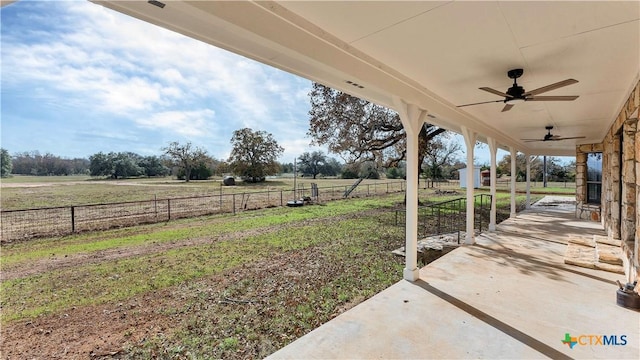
162 141 207 182
422 138 461 179
497 153 543 182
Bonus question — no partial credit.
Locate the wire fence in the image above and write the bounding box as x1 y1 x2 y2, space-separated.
1 180 406 242
394 194 493 242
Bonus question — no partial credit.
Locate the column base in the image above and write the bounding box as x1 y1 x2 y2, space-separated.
489 223 496 232
510 212 517 218
403 267 420 282
465 234 475 245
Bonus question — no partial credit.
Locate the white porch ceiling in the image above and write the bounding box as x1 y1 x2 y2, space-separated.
92 1 640 156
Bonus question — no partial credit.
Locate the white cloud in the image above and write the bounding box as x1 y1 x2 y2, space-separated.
279 138 320 162
136 109 216 138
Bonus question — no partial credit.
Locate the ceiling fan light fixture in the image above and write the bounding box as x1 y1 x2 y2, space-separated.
505 98 525 105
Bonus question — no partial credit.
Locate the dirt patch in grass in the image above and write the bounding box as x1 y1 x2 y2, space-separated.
0 222 404 359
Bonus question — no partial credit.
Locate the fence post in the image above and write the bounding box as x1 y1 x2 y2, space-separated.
280 191 283 207
154 194 158 220
167 199 171 220
387 182 389 193
233 194 236 215
71 206 75 233
478 197 482 231
367 184 370 196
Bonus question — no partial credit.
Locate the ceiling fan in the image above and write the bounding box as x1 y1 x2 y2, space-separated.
458 68 579 112
521 126 585 142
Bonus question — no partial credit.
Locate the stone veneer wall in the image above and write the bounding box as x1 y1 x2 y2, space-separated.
576 80 639 287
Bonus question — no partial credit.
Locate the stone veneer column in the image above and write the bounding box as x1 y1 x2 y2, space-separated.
610 135 621 239
635 118 640 289
621 119 637 243
602 134 612 229
575 150 586 218
619 80 639 290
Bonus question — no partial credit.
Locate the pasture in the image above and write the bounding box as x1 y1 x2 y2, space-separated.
0 176 409 210
0 175 573 211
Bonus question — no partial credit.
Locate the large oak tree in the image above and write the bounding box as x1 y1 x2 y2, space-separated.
308 83 446 175
228 128 283 182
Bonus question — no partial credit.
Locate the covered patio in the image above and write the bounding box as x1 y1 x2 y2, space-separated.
268 201 639 359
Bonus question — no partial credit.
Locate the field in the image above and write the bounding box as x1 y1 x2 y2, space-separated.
0 175 574 210
0 176 400 210
0 176 548 358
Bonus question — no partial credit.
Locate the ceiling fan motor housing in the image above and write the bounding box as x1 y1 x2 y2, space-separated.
506 68 525 100
544 126 554 141
506 85 525 98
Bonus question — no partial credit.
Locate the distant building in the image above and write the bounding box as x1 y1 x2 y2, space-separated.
458 166 481 188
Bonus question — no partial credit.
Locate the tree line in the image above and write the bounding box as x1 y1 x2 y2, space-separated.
495 153 576 183
0 128 346 182
1 150 89 176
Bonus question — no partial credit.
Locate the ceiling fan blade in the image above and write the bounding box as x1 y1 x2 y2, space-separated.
501 104 514 112
527 95 579 101
479 87 510 98
550 136 587 141
523 79 578 96
457 99 504 108
523 139 544 142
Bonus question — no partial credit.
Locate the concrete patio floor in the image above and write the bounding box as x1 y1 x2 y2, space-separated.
268 198 639 359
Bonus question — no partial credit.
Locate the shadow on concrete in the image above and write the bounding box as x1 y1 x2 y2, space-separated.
413 280 573 360
468 243 617 285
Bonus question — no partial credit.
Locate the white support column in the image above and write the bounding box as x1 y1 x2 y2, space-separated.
460 126 476 244
525 154 531 209
488 138 498 232
393 97 426 282
510 147 517 218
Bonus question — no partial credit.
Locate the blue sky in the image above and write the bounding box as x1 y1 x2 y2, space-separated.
0 0 515 165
